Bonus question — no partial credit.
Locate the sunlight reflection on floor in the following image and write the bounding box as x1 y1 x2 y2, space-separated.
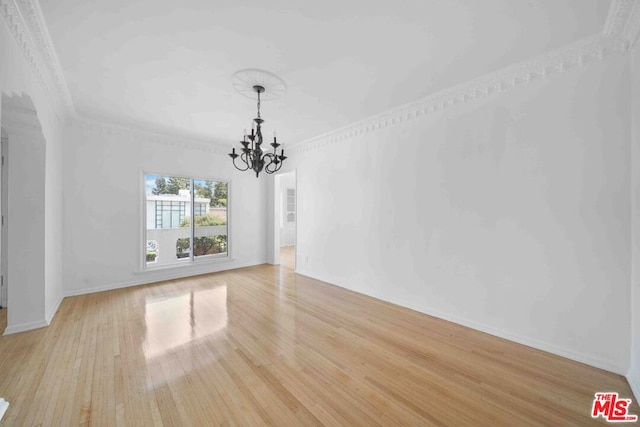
143 285 228 360
142 285 229 389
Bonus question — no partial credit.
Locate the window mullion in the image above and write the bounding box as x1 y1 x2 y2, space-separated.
190 179 195 262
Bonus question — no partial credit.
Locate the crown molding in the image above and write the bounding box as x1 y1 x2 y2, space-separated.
604 0 640 48
2 0 631 150
14 0 76 114
70 117 229 155
0 0 75 122
290 34 626 154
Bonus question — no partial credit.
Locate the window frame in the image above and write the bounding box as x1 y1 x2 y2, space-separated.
140 171 231 271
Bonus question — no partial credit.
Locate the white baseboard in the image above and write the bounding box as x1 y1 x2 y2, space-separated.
0 398 8 422
627 369 640 402
414 302 625 375
2 295 62 335
45 295 63 324
3 318 48 335
4 262 264 334
296 269 626 375
65 260 264 297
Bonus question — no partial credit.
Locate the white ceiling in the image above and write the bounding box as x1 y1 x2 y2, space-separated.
38 0 611 145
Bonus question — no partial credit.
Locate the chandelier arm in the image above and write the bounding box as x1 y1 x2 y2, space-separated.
232 155 250 172
266 160 283 174
264 153 283 174
273 156 284 173
263 153 275 173
241 151 253 170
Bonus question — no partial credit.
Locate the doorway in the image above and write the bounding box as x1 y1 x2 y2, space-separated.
274 171 296 270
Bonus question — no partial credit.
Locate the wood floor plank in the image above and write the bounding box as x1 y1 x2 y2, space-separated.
0 260 636 425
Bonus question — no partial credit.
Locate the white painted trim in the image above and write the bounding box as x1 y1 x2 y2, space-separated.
296 269 627 375
13 0 75 114
3 288 53 335
226 178 234 262
0 398 8 422
0 0 75 121
290 34 627 155
142 255 232 273
604 0 640 48
139 169 147 273
140 171 232 271
1 0 636 136
3 318 48 335
45 295 63 324
70 117 229 154
272 175 282 265
64 260 263 297
627 369 640 403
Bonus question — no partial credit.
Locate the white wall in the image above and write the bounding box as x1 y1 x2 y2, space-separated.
62 123 267 295
0 17 65 333
292 54 631 374
2 113 46 332
45 119 64 323
630 38 640 399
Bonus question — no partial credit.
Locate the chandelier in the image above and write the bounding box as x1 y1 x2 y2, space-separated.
229 84 286 177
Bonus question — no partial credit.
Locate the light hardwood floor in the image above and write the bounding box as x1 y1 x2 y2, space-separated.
280 245 295 270
0 263 636 426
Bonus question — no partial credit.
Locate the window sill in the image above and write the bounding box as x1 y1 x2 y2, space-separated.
137 255 234 275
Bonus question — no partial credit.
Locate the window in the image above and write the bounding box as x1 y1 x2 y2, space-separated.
145 174 228 268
